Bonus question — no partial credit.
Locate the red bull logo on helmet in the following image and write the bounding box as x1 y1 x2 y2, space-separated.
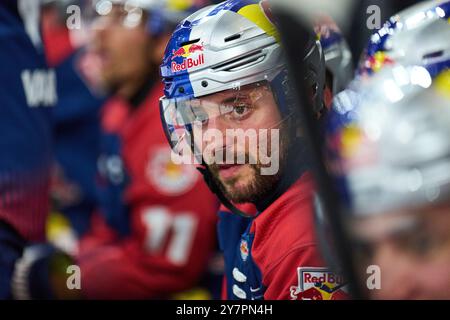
171 43 205 73
363 51 395 75
290 267 348 300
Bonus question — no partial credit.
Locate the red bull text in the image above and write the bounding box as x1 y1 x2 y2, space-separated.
171 44 205 73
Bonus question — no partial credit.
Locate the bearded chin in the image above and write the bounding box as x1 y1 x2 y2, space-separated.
211 163 282 205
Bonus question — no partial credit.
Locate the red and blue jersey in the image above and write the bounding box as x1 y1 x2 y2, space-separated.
77 83 219 299
0 0 57 242
218 173 348 300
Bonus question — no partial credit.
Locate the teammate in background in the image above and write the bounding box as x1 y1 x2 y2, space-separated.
0 0 76 300
324 64 450 300
321 0 450 300
76 0 219 299
159 0 352 300
42 0 106 242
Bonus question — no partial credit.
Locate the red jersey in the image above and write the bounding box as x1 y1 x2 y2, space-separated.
218 172 348 300
77 83 218 299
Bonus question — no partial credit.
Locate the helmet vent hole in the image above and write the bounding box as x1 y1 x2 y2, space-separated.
180 39 201 47
225 34 242 43
423 50 444 60
201 81 209 88
178 87 185 94
212 50 265 72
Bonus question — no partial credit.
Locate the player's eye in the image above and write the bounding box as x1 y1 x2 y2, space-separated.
396 228 440 259
234 103 248 115
229 101 253 121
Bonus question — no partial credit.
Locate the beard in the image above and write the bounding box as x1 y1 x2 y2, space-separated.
209 162 283 204
207 130 289 204
204 113 298 206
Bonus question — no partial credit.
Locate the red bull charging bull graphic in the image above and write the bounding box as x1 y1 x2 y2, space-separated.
290 267 348 300
171 43 205 73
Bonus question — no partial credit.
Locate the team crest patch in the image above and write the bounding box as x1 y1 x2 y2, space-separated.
290 267 348 300
146 146 198 196
240 239 249 261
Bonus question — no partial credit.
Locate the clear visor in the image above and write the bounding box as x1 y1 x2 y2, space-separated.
160 81 289 160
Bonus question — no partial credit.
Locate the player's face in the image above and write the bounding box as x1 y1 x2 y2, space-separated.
91 5 151 94
197 82 286 204
351 203 450 299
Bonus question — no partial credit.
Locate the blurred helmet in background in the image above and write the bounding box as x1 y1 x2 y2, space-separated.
358 0 450 77
329 64 450 215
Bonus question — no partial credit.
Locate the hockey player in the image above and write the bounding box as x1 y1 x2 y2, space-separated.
324 64 450 300
76 0 219 299
159 0 352 300
320 0 450 299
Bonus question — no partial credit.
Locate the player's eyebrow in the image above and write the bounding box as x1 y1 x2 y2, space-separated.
220 97 238 105
220 93 249 105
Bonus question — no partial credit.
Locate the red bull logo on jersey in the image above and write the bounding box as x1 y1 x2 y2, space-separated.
171 43 205 73
146 146 198 196
290 267 348 300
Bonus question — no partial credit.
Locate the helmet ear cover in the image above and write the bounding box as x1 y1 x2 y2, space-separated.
267 28 327 122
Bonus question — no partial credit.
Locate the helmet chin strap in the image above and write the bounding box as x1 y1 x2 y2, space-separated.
254 138 308 212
